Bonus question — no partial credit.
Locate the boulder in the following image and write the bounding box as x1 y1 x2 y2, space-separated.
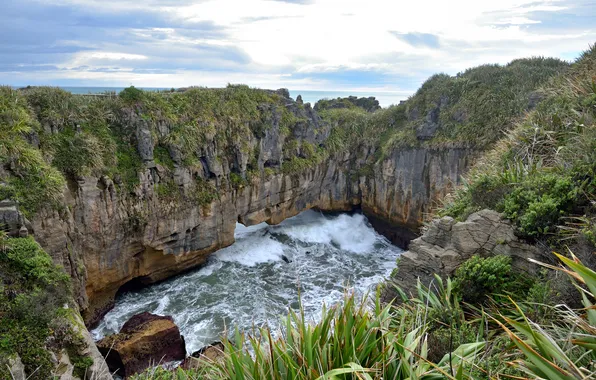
96 312 186 377
180 341 225 370
0 354 25 380
382 209 544 302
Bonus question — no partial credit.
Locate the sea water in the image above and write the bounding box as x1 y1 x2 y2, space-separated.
91 210 401 353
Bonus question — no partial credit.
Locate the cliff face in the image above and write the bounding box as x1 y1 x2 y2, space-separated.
0 87 477 326
382 209 543 303
31 143 475 326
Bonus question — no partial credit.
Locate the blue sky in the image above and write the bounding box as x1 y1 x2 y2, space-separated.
1 0 595 102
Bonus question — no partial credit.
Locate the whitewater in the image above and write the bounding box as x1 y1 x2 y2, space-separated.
92 210 402 353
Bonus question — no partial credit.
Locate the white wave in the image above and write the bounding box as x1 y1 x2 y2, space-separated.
215 234 285 266
92 210 403 354
153 294 170 315
234 221 269 239
280 212 379 253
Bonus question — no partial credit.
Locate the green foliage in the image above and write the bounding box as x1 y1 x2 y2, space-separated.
119 86 144 103
229 172 247 189
115 144 143 191
494 253 596 379
314 96 380 113
190 178 216 206
154 145 175 170
453 255 516 304
70 352 94 379
49 130 105 178
440 45 596 244
156 179 181 201
500 173 577 238
0 237 73 379
200 292 483 380
427 323 479 363
0 87 67 215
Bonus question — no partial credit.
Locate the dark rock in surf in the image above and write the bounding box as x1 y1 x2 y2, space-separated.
281 254 292 263
96 312 186 377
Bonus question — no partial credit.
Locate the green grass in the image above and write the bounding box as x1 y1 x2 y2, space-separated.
440 45 596 243
0 237 93 379
130 249 596 379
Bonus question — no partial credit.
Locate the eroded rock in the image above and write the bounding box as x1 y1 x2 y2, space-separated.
96 312 186 377
180 341 225 370
382 210 543 302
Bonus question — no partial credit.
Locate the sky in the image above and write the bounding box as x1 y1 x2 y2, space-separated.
1 0 595 103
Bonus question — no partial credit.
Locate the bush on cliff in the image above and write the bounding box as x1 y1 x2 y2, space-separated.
0 237 93 379
453 255 517 304
441 45 596 245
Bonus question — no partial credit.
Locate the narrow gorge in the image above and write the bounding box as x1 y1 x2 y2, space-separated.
1 53 579 378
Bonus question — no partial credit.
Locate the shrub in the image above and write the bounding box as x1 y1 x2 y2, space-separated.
190 178 216 206
229 172 247 189
119 86 144 103
50 131 104 178
453 255 515 304
0 237 73 379
500 173 577 238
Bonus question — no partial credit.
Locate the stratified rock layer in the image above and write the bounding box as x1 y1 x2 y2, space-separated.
382 209 543 301
96 312 186 377
31 144 474 326
1 90 476 326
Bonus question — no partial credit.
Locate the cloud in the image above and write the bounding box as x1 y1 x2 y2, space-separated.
0 0 595 105
391 33 440 49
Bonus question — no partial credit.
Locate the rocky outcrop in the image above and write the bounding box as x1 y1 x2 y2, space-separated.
68 310 112 380
181 341 225 370
29 143 475 326
0 90 477 327
0 354 25 380
382 210 544 301
96 312 186 377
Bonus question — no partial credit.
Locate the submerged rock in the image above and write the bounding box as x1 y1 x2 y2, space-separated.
180 341 225 370
96 312 186 377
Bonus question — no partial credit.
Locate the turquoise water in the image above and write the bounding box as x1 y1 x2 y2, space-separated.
50 87 403 107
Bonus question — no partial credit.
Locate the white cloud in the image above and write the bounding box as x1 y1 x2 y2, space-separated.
87 52 148 60
3 0 595 99
161 0 592 72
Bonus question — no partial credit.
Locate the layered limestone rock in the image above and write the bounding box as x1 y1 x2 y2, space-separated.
0 91 476 327
96 312 186 377
29 144 474 326
181 342 225 370
382 209 544 301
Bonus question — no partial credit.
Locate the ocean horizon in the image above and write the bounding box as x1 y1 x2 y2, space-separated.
14 86 406 107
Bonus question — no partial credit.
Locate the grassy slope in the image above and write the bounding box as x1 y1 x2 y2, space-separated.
318 57 568 160
440 45 596 245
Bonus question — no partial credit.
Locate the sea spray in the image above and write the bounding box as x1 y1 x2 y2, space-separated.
92 210 401 353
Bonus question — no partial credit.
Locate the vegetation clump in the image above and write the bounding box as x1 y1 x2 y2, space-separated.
440 45 596 244
0 236 92 379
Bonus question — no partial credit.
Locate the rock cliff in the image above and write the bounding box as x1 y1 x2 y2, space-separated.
0 88 478 327
382 209 544 302
31 142 475 327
